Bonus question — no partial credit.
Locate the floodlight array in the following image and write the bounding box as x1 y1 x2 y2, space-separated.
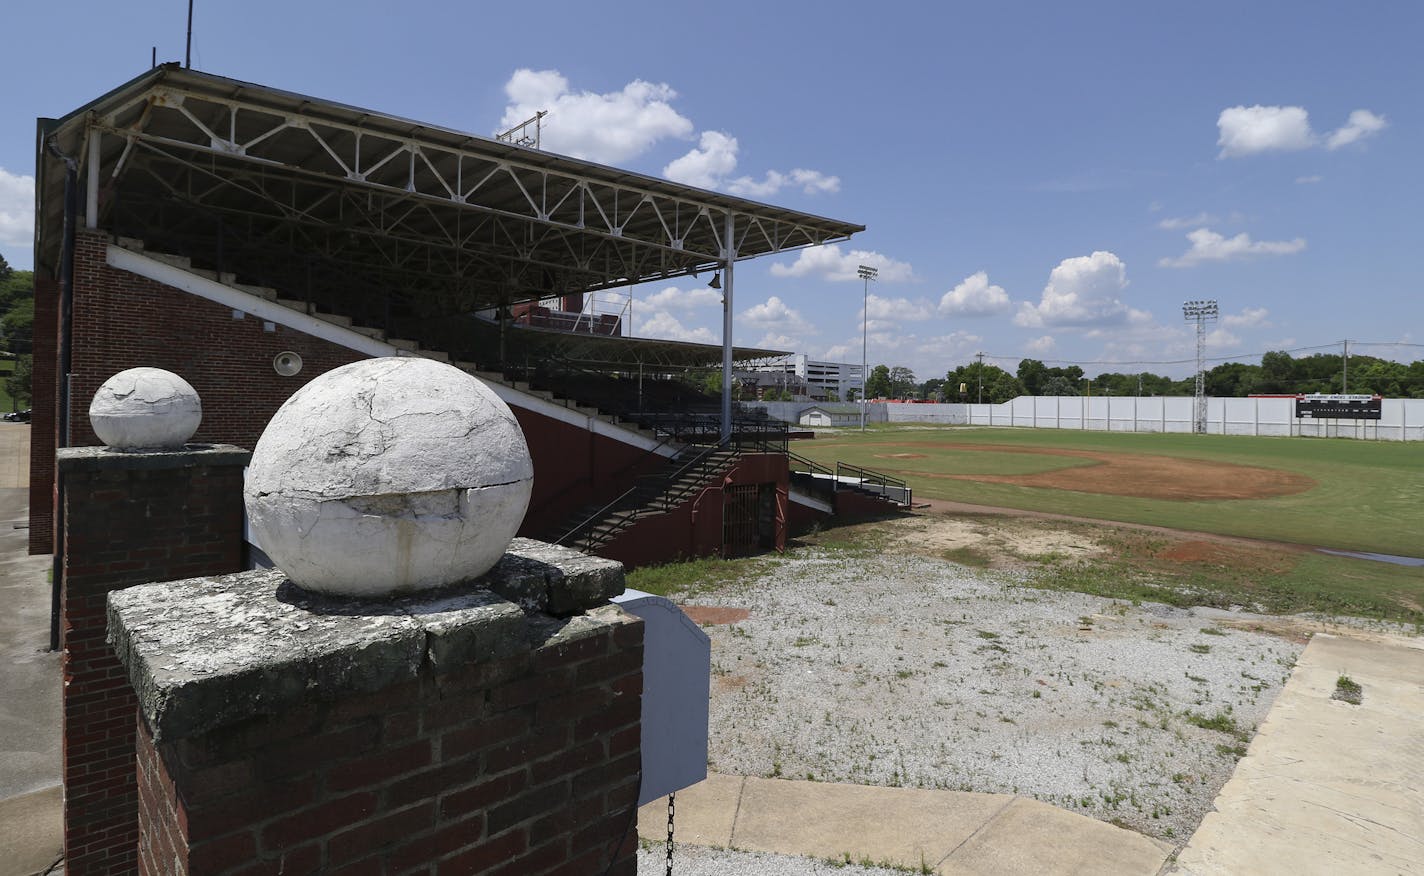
1182 300 1219 319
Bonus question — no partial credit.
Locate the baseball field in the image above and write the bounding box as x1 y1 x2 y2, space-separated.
758 424 1424 625
798 425 1422 558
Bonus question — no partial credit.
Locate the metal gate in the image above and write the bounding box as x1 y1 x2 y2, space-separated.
722 484 759 557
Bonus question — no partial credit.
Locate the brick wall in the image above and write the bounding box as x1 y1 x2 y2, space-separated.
60 450 248 875
599 452 790 568
67 232 366 451
29 231 663 552
29 276 59 553
135 613 643 875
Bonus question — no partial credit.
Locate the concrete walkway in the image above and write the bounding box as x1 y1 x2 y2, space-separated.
638 774 1176 875
0 424 65 876
1174 632 1424 875
641 626 1424 875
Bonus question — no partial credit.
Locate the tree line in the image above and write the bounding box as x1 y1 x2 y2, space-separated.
0 254 34 409
862 352 1424 404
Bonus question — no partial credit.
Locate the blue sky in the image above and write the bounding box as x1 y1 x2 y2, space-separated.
2 1 1419 379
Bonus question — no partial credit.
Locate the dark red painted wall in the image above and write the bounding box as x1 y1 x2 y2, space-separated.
513 407 670 538
598 453 791 569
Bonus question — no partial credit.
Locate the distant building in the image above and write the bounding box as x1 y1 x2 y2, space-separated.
743 355 863 401
798 404 862 427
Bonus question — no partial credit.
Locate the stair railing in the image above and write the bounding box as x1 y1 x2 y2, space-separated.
834 461 913 507
553 439 737 550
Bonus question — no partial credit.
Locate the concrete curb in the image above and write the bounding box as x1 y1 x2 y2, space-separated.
638 773 1174 875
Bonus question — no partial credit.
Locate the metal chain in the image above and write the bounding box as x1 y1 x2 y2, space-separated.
665 792 676 876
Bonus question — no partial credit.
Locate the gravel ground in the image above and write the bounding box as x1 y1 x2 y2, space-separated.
687 548 1303 844
637 843 909 875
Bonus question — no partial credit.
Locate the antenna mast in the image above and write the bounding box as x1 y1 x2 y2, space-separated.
496 111 548 149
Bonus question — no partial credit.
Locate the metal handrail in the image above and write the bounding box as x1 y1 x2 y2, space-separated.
834 461 912 507
553 440 736 548
786 450 833 478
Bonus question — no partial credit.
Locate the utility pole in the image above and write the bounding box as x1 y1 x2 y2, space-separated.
186 0 194 68
1342 339 1349 394
975 351 985 404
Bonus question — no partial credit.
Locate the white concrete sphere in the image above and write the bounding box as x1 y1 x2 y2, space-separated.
89 368 202 450
245 357 534 598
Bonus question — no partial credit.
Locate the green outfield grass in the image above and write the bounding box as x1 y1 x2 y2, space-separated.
798 426 1424 558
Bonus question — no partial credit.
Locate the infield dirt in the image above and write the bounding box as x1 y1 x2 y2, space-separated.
861 441 1316 501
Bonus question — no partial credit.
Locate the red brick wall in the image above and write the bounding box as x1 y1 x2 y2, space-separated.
29 277 59 554
67 232 366 451
28 232 663 551
61 461 247 875
514 407 668 538
136 617 643 875
599 453 790 568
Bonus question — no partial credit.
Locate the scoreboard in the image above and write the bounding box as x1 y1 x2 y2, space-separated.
1294 394 1383 420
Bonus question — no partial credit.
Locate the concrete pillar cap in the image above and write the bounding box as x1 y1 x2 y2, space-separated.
245 357 534 598
89 367 202 450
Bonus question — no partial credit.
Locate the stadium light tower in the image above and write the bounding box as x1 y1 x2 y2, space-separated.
857 264 878 431
1182 299 1218 434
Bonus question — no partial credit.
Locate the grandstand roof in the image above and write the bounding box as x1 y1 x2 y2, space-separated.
36 65 864 310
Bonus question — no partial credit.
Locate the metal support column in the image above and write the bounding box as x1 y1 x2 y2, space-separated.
720 211 736 443
85 131 101 229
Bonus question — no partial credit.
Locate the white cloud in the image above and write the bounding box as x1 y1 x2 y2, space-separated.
770 244 915 283
1157 212 1219 230
636 310 716 344
1217 105 1388 159
864 293 933 325
641 285 722 311
0 167 34 249
937 271 1010 317
1223 306 1271 329
1014 251 1149 328
1326 109 1387 150
1295 175 1323 184
664 133 839 197
727 168 840 198
1217 105 1315 157
1158 228 1305 268
631 284 721 342
500 69 693 164
753 332 800 351
1206 327 1242 349
501 69 839 195
1026 335 1056 354
741 295 814 334
662 131 739 189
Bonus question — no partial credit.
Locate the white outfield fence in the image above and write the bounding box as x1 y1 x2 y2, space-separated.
869 396 1424 441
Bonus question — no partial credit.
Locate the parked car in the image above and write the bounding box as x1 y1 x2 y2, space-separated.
4 409 31 423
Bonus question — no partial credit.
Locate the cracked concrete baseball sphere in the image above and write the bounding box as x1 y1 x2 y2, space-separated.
89 367 202 450
244 357 534 597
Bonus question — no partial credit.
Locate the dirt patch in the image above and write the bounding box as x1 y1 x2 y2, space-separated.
842 442 1315 501
873 452 927 459
680 605 751 625
866 515 1103 569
